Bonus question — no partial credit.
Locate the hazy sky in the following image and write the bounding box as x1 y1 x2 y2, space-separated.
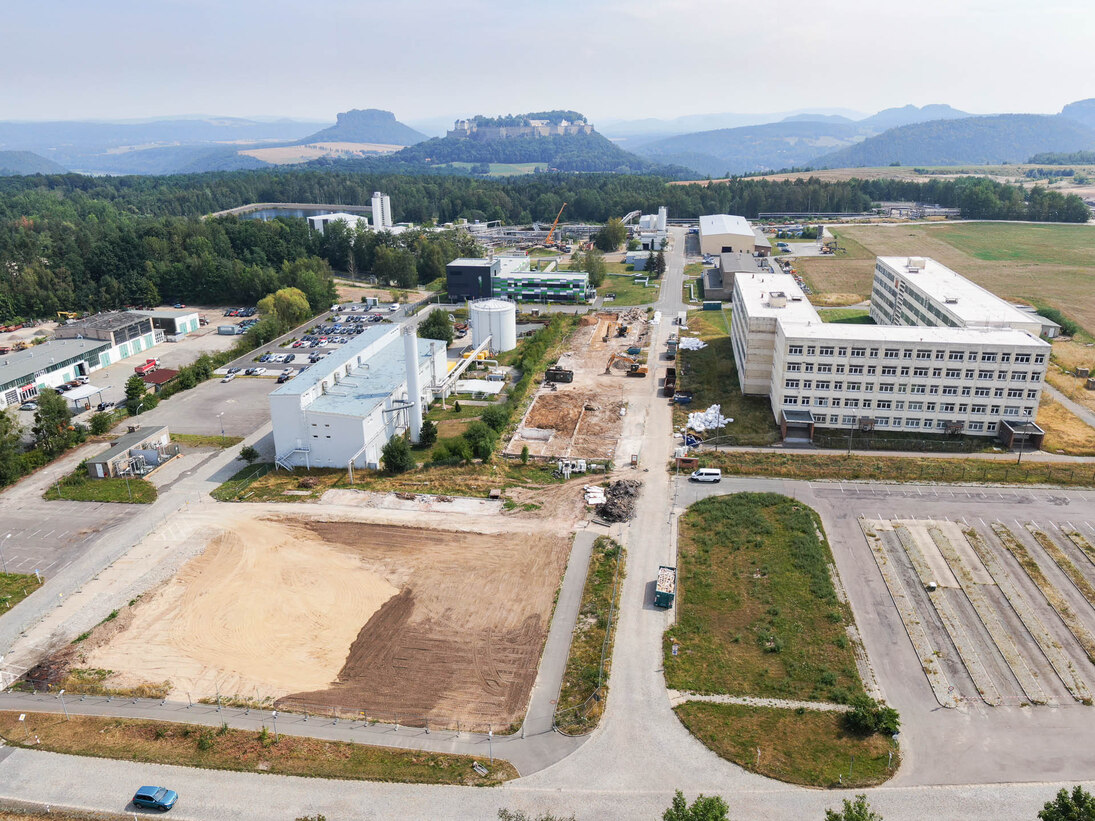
3 0 1093 124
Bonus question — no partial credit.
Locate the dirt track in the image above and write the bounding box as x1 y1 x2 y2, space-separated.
281 521 570 729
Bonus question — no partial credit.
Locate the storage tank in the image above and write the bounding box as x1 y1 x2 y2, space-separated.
469 298 517 353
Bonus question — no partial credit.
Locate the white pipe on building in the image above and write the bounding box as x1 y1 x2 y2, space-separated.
403 326 423 443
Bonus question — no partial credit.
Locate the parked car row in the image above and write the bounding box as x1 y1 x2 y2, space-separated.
259 352 296 364
224 307 256 317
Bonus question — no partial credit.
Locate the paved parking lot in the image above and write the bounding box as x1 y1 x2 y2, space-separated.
675 476 1095 786
130 375 276 438
2 501 130 578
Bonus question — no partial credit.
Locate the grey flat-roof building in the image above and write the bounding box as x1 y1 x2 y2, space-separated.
702 252 764 302
54 312 154 346
86 425 174 478
0 338 109 409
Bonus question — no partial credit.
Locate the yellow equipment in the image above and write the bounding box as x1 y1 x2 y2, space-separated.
57 311 80 320
544 202 567 247
604 353 648 377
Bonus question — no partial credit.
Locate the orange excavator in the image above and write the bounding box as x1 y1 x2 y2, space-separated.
605 352 648 377
544 202 567 247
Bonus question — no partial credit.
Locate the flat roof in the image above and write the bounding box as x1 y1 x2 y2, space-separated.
699 214 752 237
132 309 199 319
88 425 168 465
272 325 400 398
0 338 110 383
719 252 763 274
753 229 772 248
735 273 823 323
448 257 495 267
300 335 438 419
59 312 149 333
496 256 531 275
877 257 1041 328
495 271 588 282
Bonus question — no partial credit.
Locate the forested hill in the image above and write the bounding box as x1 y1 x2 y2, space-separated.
372 131 667 174
298 109 427 146
816 114 1095 167
0 169 1087 320
0 151 67 176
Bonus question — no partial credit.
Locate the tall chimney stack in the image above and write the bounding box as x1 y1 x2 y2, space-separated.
403 325 423 443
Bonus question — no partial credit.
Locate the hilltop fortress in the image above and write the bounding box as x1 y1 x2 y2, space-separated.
447 111 593 140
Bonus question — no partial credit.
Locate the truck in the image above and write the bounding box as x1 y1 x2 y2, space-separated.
663 367 677 397
218 325 239 335
545 366 574 383
133 358 159 376
666 334 678 356
654 565 676 608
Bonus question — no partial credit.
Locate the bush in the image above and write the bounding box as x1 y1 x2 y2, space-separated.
1036 306 1081 337
239 445 260 464
89 412 113 435
844 694 900 737
381 436 415 474
520 444 530 465
419 419 438 447
479 404 511 433
462 420 498 460
431 436 473 465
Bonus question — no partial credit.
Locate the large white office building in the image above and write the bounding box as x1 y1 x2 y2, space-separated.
270 324 446 469
730 256 1051 444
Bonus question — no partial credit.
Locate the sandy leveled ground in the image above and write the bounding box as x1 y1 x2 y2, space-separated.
85 518 398 702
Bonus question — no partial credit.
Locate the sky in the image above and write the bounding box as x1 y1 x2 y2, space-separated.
2 0 1093 125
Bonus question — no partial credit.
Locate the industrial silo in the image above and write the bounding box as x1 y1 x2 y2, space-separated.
469 298 517 353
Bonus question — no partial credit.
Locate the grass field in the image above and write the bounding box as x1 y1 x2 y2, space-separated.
818 308 874 324
673 311 780 445
674 703 895 788
170 433 244 449
692 450 1095 487
555 537 625 735
600 274 660 306
665 494 865 702
795 222 1095 332
43 470 157 504
0 712 515 786
1037 397 1095 456
0 573 44 612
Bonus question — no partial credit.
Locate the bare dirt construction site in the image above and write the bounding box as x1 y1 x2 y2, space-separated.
863 516 1095 709
71 513 570 730
506 310 652 460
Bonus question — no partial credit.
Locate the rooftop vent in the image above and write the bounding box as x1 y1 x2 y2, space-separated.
944 296 959 304
906 256 926 271
769 291 788 308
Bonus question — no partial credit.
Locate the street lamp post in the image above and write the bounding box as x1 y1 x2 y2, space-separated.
1 534 9 574
136 402 145 416
58 689 69 720
218 412 225 448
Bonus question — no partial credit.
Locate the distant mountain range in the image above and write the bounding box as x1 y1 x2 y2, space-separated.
628 102 1095 176
814 114 1095 168
0 150 67 176
297 109 427 146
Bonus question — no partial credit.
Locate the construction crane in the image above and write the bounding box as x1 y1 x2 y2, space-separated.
544 202 567 247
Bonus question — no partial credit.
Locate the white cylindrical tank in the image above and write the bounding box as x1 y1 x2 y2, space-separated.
470 298 517 353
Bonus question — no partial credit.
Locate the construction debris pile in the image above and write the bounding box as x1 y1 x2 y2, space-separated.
596 479 643 523
584 485 606 506
679 337 707 351
686 404 732 432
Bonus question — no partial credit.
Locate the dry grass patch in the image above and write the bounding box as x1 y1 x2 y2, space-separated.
674 703 895 788
0 573 44 613
1037 397 1095 456
0 711 514 785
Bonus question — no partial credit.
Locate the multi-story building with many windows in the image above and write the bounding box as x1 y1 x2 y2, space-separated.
730 257 1051 445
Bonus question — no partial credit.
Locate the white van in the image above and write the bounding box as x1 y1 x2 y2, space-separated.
689 468 722 483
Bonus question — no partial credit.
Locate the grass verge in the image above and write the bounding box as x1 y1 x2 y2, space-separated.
0 573 44 612
1037 397 1095 456
674 703 895 788
554 537 625 734
43 470 157 504
690 450 1095 487
665 493 864 701
0 711 515 786
600 274 660 306
170 433 245 449
673 311 780 445
818 308 874 324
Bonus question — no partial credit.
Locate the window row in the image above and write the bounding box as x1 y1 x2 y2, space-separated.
786 345 1042 365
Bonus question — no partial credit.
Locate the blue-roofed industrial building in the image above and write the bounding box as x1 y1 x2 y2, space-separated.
269 324 446 470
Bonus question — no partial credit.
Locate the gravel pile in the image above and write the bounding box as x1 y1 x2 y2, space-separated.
597 479 643 523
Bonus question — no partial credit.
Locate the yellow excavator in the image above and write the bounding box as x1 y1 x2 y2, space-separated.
605 352 648 377
544 202 567 247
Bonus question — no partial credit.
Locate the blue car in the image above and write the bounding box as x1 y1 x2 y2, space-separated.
133 786 178 811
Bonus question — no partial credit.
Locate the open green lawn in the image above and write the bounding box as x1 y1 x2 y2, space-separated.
672 311 779 445
555 537 625 734
933 222 1095 266
43 470 157 504
170 433 244 449
675 703 895 788
818 307 874 324
600 274 660 306
665 493 865 702
0 573 44 612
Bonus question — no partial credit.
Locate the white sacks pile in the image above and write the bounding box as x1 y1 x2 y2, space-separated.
584 485 607 506
686 404 732 432
679 337 707 351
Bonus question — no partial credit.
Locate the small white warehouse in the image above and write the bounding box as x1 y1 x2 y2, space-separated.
699 214 757 256
469 298 517 353
270 325 446 469
307 212 370 234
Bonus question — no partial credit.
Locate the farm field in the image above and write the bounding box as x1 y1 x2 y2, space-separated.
59 513 569 731
796 222 1095 332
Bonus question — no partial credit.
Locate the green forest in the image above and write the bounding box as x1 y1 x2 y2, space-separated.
0 167 1087 321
